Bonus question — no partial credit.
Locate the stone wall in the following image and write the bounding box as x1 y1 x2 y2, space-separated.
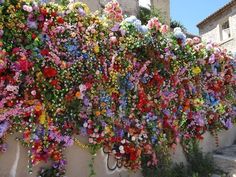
151 0 170 26
78 0 139 15
198 4 236 52
1 126 236 177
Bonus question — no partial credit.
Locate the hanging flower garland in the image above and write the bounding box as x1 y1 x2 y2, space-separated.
0 0 235 176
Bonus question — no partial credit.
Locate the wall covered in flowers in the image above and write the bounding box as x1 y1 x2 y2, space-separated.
0 0 235 176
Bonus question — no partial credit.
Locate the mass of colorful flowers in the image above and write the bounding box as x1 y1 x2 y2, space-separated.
0 0 235 176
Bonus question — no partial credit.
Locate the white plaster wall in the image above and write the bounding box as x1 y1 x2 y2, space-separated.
1 126 236 177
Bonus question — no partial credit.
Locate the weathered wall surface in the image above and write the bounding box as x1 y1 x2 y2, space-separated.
151 0 170 25
78 0 139 15
1 126 236 177
198 4 236 52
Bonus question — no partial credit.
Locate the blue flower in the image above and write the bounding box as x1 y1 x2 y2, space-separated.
139 25 148 34
205 93 219 106
123 16 148 34
82 53 89 59
40 33 50 42
151 136 157 144
124 16 137 23
67 45 77 52
174 27 186 44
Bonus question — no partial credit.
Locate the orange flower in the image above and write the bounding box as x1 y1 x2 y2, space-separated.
75 91 81 99
35 103 42 112
95 111 101 116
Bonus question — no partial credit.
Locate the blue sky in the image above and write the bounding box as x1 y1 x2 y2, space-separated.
139 0 231 34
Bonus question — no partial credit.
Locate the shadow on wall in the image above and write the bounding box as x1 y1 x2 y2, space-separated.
1 127 236 177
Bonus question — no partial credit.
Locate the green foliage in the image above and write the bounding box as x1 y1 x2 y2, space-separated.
138 6 165 24
141 142 219 177
170 20 187 31
185 142 215 177
38 166 65 177
138 6 187 32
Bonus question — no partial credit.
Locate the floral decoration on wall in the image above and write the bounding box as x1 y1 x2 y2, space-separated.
0 0 235 176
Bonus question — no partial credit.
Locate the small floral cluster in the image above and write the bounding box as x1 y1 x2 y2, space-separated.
0 0 235 176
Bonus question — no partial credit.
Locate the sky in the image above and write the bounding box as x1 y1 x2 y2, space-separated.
139 0 231 34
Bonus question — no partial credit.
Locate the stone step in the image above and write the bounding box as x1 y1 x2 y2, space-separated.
213 145 236 177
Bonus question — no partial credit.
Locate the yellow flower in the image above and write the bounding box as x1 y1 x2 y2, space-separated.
94 44 100 53
216 103 225 114
193 98 204 106
192 66 201 75
39 112 46 125
105 126 111 134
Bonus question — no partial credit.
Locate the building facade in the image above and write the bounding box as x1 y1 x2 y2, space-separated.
197 0 236 52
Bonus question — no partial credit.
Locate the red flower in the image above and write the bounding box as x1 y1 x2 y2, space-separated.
50 79 61 90
12 47 20 54
85 82 93 90
40 8 48 16
57 17 64 24
51 11 57 17
18 59 32 72
43 67 57 78
50 79 58 86
32 33 37 39
40 49 49 56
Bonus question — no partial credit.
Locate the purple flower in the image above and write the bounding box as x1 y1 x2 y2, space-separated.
209 54 216 64
0 30 3 37
0 143 7 152
111 23 120 32
78 8 86 16
224 118 233 129
194 113 205 126
27 20 38 29
80 127 87 136
106 109 113 117
83 97 90 106
63 136 74 147
0 121 10 138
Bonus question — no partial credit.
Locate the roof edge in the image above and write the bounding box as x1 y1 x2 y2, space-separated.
197 0 236 28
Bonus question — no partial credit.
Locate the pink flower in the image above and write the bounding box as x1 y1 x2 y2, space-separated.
18 59 32 72
110 36 117 43
23 5 33 13
193 37 201 44
147 17 161 31
31 90 36 96
160 24 168 33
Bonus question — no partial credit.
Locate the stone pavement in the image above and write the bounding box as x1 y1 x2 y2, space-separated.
214 145 236 177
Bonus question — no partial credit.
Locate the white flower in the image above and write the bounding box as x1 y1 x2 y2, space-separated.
83 122 88 127
131 136 136 141
119 145 124 151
